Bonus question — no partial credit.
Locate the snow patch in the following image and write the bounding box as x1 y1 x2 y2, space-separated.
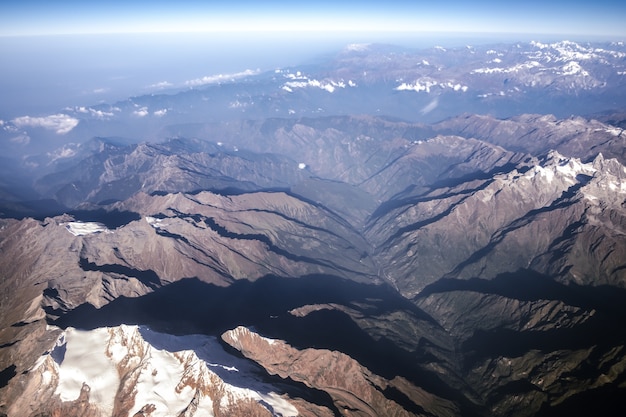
555 158 596 180
64 222 108 236
55 328 120 414
525 154 596 185
146 216 167 229
395 79 467 93
528 165 555 183
604 126 623 136
561 61 589 76
472 60 541 74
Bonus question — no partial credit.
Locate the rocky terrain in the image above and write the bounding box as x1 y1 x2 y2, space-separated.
2 40 626 416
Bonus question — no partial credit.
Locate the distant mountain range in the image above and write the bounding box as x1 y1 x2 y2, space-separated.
1 40 626 417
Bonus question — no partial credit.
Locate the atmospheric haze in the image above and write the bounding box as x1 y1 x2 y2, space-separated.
2 1 626 416
1 0 625 116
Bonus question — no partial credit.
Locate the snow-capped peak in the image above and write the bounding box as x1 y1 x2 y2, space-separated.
523 151 596 185
36 325 298 417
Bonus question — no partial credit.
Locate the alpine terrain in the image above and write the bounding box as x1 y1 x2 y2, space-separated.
1 40 626 417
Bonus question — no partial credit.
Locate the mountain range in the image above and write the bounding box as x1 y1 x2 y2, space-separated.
1 39 626 417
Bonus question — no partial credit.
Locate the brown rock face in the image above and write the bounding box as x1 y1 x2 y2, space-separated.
222 326 459 417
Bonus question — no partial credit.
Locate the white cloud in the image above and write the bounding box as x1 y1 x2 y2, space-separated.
90 109 113 119
153 109 167 117
133 107 149 117
346 43 370 51
2 123 18 133
71 106 114 119
48 145 77 161
11 114 79 134
282 73 351 93
185 69 258 87
149 81 173 89
9 133 30 145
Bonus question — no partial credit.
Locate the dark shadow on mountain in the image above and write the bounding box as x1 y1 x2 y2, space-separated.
69 208 141 229
167 209 359 274
490 379 543 399
430 273 626 373
380 385 431 416
375 190 481 249
370 161 526 221
444 179 590 277
149 186 267 197
431 162 522 190
461 317 624 368
46 274 476 411
0 365 16 389
187 186 291 197
416 269 626 318
48 274 437 340
0 340 18 349
78 258 160 289
152 186 362 234
96 198 122 205
535 378 626 417
0 199 69 220
368 178 493 222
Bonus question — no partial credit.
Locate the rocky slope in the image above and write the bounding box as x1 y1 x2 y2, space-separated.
431 113 626 165
222 326 459 417
2 115 626 415
367 150 626 296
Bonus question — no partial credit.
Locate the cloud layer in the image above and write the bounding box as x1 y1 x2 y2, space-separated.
185 69 258 87
11 114 79 134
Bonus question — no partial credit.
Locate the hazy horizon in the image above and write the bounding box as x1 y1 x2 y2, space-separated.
2 31 623 118
2 0 625 117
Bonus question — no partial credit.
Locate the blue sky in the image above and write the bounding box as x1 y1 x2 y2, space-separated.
1 0 625 38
